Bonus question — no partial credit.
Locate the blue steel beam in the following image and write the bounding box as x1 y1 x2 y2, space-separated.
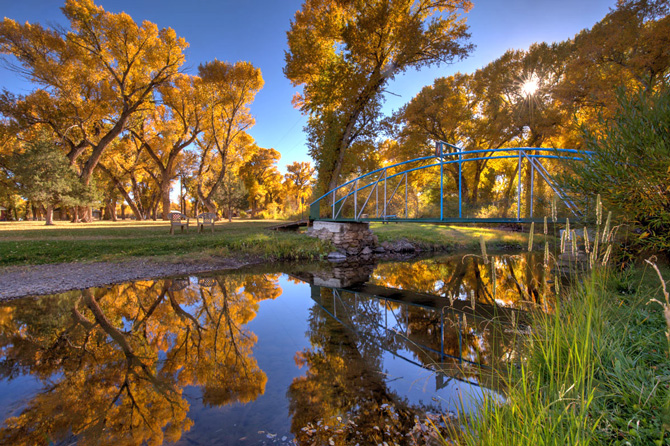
312 146 591 206
312 144 592 222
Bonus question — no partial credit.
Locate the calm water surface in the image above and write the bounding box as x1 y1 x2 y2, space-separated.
0 253 553 445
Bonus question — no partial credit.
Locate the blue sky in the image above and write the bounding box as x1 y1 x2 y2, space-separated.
0 0 617 172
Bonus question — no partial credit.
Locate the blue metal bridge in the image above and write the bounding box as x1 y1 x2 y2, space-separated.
310 142 591 223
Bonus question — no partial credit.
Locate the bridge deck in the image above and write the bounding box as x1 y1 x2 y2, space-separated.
314 217 570 224
266 219 310 231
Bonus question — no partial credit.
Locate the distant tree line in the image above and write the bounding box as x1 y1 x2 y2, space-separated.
0 0 315 224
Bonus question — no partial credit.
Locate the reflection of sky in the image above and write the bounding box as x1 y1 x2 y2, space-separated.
380 350 498 416
0 375 42 422
172 275 314 445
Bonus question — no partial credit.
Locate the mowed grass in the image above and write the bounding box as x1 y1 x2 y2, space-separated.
371 222 538 251
0 220 330 266
0 220 539 266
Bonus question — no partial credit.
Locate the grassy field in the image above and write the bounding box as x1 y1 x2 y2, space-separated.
0 220 331 266
0 219 538 266
371 222 535 251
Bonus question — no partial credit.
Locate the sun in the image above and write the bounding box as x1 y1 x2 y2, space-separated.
520 74 540 98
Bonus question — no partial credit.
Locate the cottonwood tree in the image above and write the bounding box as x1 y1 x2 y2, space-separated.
0 0 187 220
195 60 264 214
214 169 247 222
284 0 474 194
561 0 670 116
239 146 283 218
130 74 203 219
98 135 153 221
284 161 315 214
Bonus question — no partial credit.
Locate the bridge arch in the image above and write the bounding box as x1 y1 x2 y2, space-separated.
310 142 591 223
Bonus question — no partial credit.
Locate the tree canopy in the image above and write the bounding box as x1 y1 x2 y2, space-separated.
284 0 474 193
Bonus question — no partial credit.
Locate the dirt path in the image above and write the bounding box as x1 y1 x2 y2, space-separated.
0 256 260 301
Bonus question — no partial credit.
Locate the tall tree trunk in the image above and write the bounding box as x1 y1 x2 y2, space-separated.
99 164 144 221
45 205 54 226
71 206 80 223
161 179 171 220
501 163 520 216
123 196 143 221
325 68 394 193
196 183 218 214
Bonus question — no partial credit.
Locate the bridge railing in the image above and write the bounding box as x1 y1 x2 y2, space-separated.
310 143 592 223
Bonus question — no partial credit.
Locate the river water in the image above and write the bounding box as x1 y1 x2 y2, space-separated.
0 252 554 445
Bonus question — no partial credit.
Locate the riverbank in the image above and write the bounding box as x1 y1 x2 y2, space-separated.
0 220 535 265
450 263 670 446
0 220 539 299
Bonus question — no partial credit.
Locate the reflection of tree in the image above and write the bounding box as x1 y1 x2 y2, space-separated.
0 273 281 445
300 253 549 399
288 299 422 446
371 252 551 310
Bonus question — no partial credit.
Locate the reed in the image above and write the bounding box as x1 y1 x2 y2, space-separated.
442 201 670 446
447 271 606 446
443 242 670 445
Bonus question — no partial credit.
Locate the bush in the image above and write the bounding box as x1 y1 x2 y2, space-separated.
564 88 670 253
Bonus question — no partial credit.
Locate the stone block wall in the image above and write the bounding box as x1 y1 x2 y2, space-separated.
307 221 378 256
312 260 376 288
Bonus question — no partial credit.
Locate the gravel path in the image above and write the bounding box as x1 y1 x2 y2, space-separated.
0 256 257 301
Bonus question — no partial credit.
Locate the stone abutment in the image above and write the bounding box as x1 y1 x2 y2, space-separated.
307 221 378 258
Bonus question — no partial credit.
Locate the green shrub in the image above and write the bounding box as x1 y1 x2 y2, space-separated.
565 88 670 253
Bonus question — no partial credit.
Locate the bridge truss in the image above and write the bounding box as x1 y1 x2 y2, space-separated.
310 142 591 223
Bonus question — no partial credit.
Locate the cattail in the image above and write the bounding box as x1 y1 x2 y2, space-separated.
566 217 571 239
528 222 535 252
544 216 548 235
511 311 516 327
551 196 557 222
471 290 476 311
602 244 613 265
480 236 489 264
492 263 497 298
544 242 550 267
596 194 602 225
560 230 567 253
584 226 590 253
572 230 577 256
555 273 560 295
591 228 600 268
602 211 612 243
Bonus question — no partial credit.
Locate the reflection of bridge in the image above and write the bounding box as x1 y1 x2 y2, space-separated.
314 280 527 324
310 142 591 223
293 272 529 391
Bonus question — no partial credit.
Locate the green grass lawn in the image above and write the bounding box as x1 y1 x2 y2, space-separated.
0 219 539 266
371 222 540 251
0 220 330 266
